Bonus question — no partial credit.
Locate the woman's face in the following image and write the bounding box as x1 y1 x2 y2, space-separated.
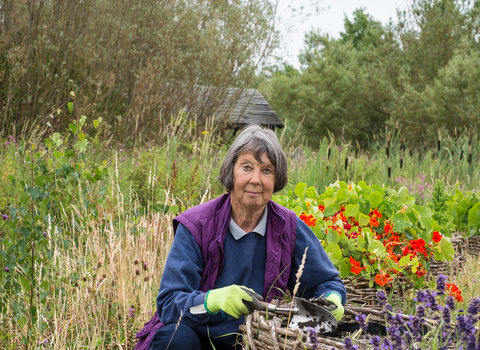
231 152 275 212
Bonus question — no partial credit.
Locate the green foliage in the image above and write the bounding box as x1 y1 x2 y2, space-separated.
0 96 109 345
262 0 480 146
0 0 278 143
273 180 455 288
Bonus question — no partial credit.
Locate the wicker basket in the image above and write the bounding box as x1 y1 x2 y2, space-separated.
238 310 347 350
342 277 410 308
466 236 480 256
428 233 467 278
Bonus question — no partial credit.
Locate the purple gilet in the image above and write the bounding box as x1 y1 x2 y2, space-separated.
134 193 297 350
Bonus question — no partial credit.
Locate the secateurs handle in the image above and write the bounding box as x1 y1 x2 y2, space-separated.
241 288 299 316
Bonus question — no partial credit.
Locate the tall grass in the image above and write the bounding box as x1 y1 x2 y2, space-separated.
0 121 479 348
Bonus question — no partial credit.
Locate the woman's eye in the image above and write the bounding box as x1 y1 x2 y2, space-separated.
243 166 251 171
264 168 272 174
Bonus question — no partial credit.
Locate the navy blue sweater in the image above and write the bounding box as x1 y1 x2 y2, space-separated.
156 217 346 346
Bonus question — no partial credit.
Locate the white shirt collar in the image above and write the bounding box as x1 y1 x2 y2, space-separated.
229 205 268 240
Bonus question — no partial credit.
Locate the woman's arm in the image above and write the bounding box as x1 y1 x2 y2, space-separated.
288 217 347 304
156 223 211 327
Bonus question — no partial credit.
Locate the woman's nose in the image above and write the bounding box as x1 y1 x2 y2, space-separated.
249 170 262 184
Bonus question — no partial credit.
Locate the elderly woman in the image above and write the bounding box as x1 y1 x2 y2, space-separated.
135 125 346 350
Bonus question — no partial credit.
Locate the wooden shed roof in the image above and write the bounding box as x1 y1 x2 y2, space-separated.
215 89 284 128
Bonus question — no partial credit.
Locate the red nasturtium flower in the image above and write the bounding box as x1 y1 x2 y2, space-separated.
318 204 325 212
446 283 463 302
375 273 393 286
371 209 382 218
432 231 443 243
384 223 393 234
349 256 365 275
299 212 317 227
369 217 380 227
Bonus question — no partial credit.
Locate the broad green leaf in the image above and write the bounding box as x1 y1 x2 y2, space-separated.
326 228 340 244
323 203 341 217
338 258 351 278
434 237 455 261
292 206 303 216
357 213 370 226
336 189 348 203
325 243 342 264
368 241 386 258
393 186 409 206
169 205 179 216
20 276 31 291
368 191 383 209
69 123 78 135
67 102 73 114
398 254 413 267
391 213 411 232
344 204 359 218
305 186 317 200
79 115 87 127
75 139 88 153
371 185 385 195
295 182 307 200
70 91 75 97
468 202 480 230
413 206 433 229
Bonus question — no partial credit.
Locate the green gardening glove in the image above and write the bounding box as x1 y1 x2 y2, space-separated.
325 292 344 322
205 284 262 319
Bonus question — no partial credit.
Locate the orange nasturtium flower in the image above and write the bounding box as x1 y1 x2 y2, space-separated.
375 273 393 286
369 217 380 227
349 256 365 275
371 209 382 218
299 212 317 227
384 223 393 234
318 204 325 212
432 231 443 243
446 283 463 302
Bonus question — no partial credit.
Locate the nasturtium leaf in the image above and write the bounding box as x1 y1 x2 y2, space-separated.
391 213 411 232
344 204 359 218
398 254 413 267
369 241 386 258
367 191 383 209
357 213 370 227
357 181 370 190
292 206 303 216
324 243 342 264
323 203 341 217
356 235 366 248
338 258 351 278
295 182 307 200
371 185 385 196
413 206 433 229
434 236 455 261
336 189 348 204
393 186 409 206
305 186 317 200
327 228 340 244
339 181 348 189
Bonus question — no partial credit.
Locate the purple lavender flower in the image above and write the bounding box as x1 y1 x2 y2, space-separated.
436 274 447 295
467 298 480 316
377 290 387 306
355 314 368 332
343 337 359 350
307 327 319 349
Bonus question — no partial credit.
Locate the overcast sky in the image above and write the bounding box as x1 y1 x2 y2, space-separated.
277 0 410 67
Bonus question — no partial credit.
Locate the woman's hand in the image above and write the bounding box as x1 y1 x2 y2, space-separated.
325 293 344 322
205 285 263 319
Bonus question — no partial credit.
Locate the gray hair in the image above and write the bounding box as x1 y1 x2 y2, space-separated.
219 125 288 193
